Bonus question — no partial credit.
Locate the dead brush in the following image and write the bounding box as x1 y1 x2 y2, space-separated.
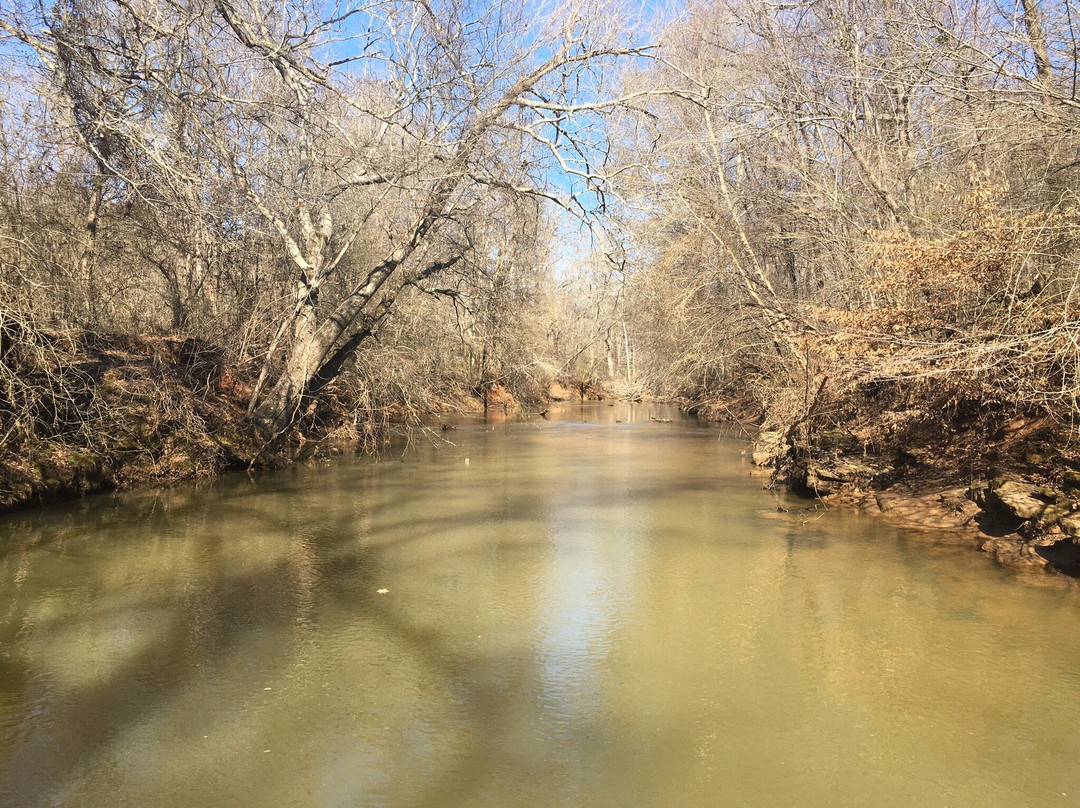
0 306 109 454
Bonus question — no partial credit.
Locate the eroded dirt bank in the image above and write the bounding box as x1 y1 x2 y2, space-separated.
0 330 263 513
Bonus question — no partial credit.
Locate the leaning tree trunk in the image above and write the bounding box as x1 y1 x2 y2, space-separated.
251 247 411 438
256 277 322 435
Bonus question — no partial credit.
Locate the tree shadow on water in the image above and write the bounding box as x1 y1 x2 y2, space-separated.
0 501 569 808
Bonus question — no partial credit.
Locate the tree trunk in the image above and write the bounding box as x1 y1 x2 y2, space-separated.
1020 0 1054 95
255 273 323 434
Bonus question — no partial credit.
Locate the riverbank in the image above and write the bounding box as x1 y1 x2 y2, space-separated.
0 327 607 515
8 326 1076 582
723 386 1080 578
0 330 262 513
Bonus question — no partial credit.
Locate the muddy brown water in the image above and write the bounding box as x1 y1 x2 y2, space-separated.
1 403 1079 807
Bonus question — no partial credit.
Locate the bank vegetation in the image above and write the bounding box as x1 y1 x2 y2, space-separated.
0 0 639 508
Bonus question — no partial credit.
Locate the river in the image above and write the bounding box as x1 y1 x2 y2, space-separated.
1 403 1079 807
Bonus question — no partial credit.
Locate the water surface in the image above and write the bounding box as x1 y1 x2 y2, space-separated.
2 403 1079 807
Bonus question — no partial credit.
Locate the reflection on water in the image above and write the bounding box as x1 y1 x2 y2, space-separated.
1 403 1080 807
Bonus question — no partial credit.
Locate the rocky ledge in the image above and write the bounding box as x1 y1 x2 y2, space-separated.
969 475 1080 575
751 431 1080 577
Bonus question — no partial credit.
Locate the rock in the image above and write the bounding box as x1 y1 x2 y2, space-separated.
815 429 859 453
938 491 973 514
982 536 1048 569
985 479 1046 520
793 457 881 496
1033 537 1080 573
1061 470 1080 492
866 486 980 532
1038 503 1072 526
831 460 881 481
1059 515 1080 540
751 431 783 466
792 458 832 495
981 537 1023 565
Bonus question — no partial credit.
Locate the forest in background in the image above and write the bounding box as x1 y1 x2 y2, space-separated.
2 0 1080 511
623 0 1080 474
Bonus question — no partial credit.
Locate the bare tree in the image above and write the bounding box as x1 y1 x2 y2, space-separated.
1 0 653 441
